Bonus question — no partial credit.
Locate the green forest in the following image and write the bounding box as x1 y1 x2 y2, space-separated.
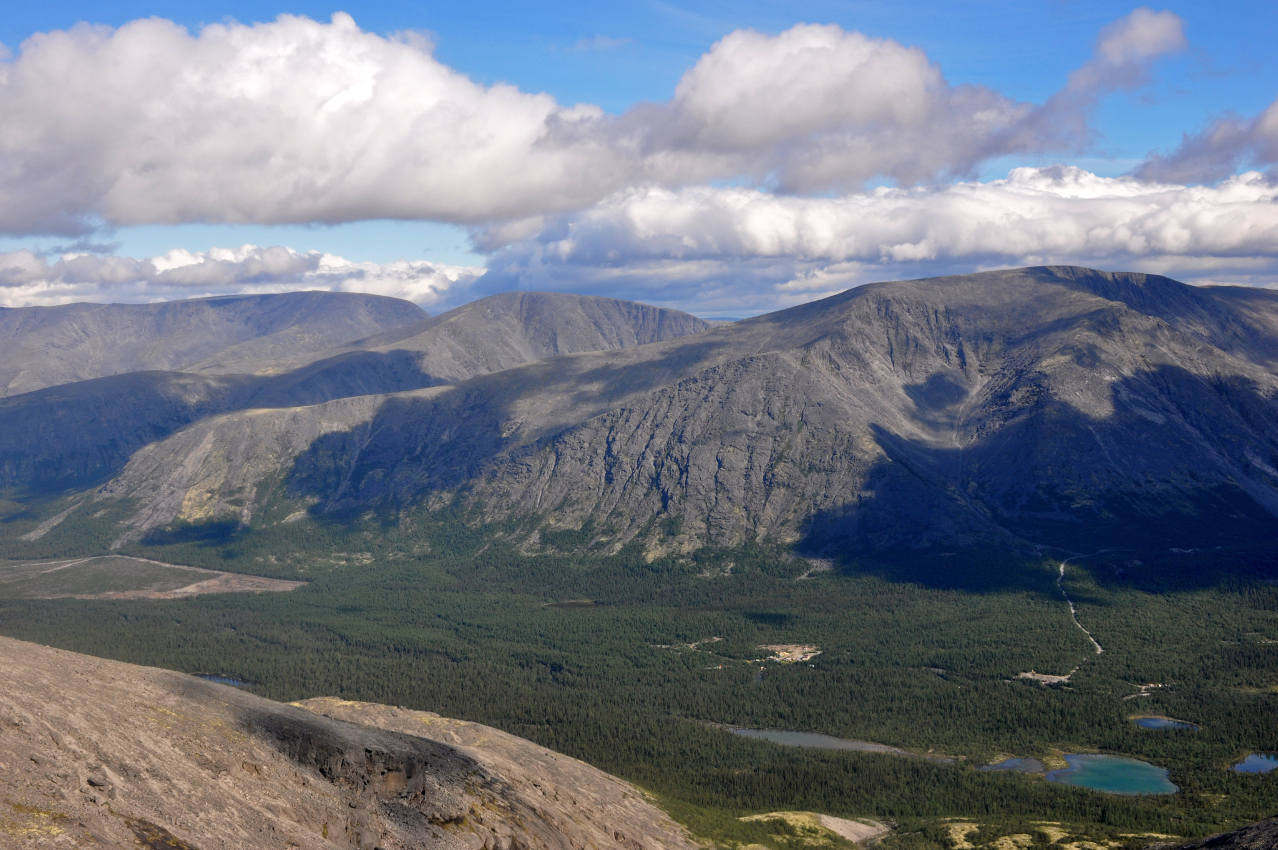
0 506 1275 848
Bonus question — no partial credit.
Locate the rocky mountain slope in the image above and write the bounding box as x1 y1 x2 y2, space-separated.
0 291 427 397
73 266 1278 557
5 267 1277 558
0 635 697 850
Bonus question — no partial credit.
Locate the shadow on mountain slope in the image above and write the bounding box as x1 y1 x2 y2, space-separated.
0 313 729 500
798 365 1278 590
280 352 1278 597
284 389 506 521
0 350 445 495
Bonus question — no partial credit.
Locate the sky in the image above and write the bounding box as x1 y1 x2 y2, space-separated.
1 1 1276 316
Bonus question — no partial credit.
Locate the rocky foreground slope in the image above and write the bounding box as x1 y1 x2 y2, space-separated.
0 636 696 850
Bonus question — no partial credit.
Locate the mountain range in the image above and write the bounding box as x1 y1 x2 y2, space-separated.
3 266 1276 561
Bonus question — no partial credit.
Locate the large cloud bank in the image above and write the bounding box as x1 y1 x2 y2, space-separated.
3 8 1276 312
0 10 1184 234
480 168 1278 314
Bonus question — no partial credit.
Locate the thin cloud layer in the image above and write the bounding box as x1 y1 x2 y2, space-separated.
1007 8 1185 151
0 10 1184 236
7 166 1276 315
1138 97 1278 183
0 245 482 307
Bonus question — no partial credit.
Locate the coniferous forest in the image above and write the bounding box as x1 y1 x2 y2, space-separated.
1 503 1274 849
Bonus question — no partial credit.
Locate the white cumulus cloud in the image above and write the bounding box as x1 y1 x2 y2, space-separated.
0 13 619 235
636 23 1029 191
0 10 1187 237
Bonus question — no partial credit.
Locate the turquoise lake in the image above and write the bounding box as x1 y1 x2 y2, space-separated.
1046 754 1177 795
1232 753 1278 774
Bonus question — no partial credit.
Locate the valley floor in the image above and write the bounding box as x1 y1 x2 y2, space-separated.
0 535 1274 849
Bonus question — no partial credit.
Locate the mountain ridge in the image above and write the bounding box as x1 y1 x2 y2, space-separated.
276 266 1278 556
208 290 714 382
0 291 712 498
5 266 1277 561
0 291 428 397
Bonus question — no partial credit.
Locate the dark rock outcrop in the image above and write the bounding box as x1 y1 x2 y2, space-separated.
1153 816 1278 849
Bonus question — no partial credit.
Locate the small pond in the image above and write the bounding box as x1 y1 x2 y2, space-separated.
1232 753 1278 774
730 727 908 755
727 727 952 762
1133 716 1198 731
1046 754 1177 795
196 674 250 687
981 757 1044 774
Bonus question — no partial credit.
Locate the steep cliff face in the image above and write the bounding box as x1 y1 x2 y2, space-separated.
0 636 697 850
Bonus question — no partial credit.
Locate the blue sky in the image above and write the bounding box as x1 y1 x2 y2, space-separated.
1 2 1276 314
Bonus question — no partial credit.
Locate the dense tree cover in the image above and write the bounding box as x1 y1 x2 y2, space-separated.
0 511 1275 847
